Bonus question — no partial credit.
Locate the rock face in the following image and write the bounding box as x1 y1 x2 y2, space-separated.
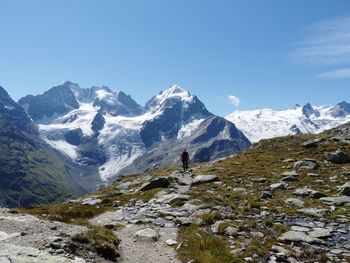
191 175 218 185
325 149 350 164
19 83 251 184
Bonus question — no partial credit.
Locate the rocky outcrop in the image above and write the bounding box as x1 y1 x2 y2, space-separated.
325 149 350 164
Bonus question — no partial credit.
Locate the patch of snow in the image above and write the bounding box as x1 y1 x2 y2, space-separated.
44 139 78 160
4 105 15 110
177 119 205 139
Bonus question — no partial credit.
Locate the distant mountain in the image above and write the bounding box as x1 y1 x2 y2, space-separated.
19 82 251 184
0 86 86 208
225 102 350 143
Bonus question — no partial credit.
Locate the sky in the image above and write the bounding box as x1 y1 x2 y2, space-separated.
0 0 349 116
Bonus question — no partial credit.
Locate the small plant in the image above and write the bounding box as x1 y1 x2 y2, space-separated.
273 223 289 233
263 219 273 227
199 211 223 225
247 201 262 209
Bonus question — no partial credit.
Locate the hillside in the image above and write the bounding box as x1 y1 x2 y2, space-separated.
0 86 85 208
14 122 350 262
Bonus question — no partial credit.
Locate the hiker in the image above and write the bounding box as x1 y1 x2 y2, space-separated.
181 149 189 172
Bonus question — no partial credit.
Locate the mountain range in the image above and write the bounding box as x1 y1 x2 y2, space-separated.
17 81 251 188
225 102 350 143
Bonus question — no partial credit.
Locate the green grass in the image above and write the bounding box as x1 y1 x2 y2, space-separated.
177 225 241 263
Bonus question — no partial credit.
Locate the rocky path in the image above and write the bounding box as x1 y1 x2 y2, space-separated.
89 171 198 263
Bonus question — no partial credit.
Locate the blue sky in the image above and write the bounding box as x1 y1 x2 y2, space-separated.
0 0 349 116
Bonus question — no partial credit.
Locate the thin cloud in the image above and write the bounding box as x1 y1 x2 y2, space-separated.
228 95 240 106
316 68 350 79
291 16 350 66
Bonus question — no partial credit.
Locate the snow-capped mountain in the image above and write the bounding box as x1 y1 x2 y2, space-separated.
19 82 251 185
225 102 350 143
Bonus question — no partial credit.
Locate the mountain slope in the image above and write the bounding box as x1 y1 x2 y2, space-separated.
0 86 84 207
226 102 350 143
19 83 251 184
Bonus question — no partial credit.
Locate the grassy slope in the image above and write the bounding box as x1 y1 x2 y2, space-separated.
0 117 74 207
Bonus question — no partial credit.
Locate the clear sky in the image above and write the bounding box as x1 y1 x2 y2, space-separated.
0 0 349 116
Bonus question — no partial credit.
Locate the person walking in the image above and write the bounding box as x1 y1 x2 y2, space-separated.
181 149 189 172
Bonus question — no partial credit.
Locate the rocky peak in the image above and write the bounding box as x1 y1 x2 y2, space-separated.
302 103 320 117
329 101 350 118
18 82 79 121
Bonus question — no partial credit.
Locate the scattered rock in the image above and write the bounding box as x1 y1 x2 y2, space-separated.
231 188 247 194
290 226 309 232
285 198 304 207
281 175 299 182
293 188 326 199
308 228 332 239
224 226 238 236
281 171 299 177
165 239 178 246
297 208 328 217
191 175 218 186
325 149 350 164
338 182 350 196
260 191 273 199
251 178 268 183
138 177 170 192
301 138 324 148
134 228 160 241
80 197 102 206
293 160 318 170
270 183 288 191
279 231 325 244
320 196 350 206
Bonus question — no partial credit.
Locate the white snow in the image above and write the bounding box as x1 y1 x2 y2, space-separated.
95 89 120 105
177 118 205 139
226 105 350 143
44 139 79 159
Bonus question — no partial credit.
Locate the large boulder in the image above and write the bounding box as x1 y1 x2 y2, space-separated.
293 188 326 199
325 149 350 164
191 175 218 186
138 177 171 192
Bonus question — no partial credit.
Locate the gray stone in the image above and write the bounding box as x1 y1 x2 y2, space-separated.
232 188 247 194
211 220 225 234
301 138 323 148
285 198 304 207
134 228 160 241
251 178 268 183
279 231 325 244
338 182 350 196
80 197 102 206
154 193 190 204
271 245 291 256
293 188 326 199
115 182 132 191
165 239 178 246
224 226 238 236
260 191 273 199
281 171 299 177
320 196 350 206
297 208 328 217
308 228 332 238
325 149 350 164
290 226 310 232
176 217 203 226
293 161 318 170
138 177 170 191
270 183 288 191
191 175 218 185
281 176 299 182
